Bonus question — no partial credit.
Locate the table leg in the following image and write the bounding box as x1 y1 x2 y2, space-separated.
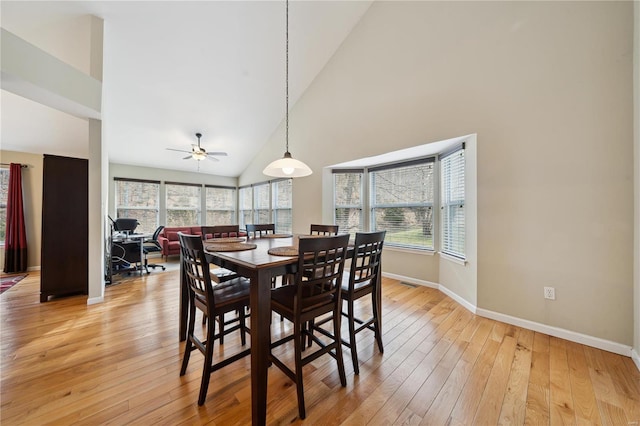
250 269 271 426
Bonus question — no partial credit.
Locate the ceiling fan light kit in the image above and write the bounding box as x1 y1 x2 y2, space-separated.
166 132 228 164
263 0 312 179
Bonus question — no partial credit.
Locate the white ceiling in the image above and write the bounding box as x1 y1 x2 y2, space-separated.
0 0 372 176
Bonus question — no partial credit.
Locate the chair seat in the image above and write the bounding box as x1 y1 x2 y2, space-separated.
271 284 335 315
340 275 374 297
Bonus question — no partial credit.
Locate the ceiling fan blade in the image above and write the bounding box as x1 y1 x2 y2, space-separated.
206 152 228 156
182 155 192 160
167 148 191 154
205 156 220 162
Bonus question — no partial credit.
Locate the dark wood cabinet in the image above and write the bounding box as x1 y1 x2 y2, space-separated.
40 155 88 302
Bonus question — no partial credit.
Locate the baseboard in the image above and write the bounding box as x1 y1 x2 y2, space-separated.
382 272 634 359
87 296 104 305
27 266 41 272
632 348 640 372
382 272 438 289
476 308 632 357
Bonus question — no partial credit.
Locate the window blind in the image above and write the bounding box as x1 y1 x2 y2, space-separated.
333 171 363 237
114 179 159 233
253 182 270 224
238 186 252 229
370 160 434 249
205 186 236 225
166 183 201 226
440 147 465 259
271 179 292 234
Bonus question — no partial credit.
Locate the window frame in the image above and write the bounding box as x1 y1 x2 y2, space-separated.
440 144 466 260
205 185 237 225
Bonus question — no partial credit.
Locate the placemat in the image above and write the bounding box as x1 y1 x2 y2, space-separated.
204 237 245 243
206 242 257 252
261 233 293 239
267 246 298 256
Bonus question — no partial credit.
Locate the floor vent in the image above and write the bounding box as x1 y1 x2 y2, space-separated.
400 281 417 288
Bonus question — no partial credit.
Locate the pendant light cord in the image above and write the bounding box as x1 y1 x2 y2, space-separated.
285 0 289 153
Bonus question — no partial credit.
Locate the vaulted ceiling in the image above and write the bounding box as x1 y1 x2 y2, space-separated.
1 1 372 176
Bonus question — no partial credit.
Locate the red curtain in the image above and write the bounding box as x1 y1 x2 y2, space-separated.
4 163 27 273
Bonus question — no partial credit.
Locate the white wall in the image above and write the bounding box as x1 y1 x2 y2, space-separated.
240 1 635 347
633 0 640 366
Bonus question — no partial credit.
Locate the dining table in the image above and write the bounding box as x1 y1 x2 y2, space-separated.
179 235 299 425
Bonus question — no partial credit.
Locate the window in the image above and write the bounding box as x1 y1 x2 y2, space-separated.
441 146 465 259
114 178 160 233
166 182 201 227
272 179 292 233
238 186 252 229
333 170 363 237
206 186 236 225
370 159 435 250
253 182 270 224
0 167 9 243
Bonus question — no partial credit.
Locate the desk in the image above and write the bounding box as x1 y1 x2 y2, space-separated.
112 232 152 276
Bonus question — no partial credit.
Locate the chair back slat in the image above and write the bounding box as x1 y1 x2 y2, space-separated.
201 225 240 240
246 223 275 238
295 234 349 314
309 224 339 236
349 231 386 289
179 232 220 304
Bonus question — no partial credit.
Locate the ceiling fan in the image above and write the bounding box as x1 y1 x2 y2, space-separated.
166 132 228 162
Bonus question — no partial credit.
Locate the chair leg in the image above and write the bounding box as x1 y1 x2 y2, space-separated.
372 291 384 353
294 320 307 420
240 308 247 346
218 314 225 344
198 311 216 406
347 299 360 375
180 303 197 376
333 308 347 387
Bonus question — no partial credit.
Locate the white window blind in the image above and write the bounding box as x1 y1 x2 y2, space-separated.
333 171 363 237
238 186 252 229
271 179 292 234
253 183 270 224
370 159 435 249
166 182 201 227
440 146 465 259
114 178 160 233
205 186 236 225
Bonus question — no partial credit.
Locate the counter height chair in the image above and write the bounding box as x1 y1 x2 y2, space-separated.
200 225 243 342
245 223 275 239
178 233 251 406
269 234 350 419
309 224 339 236
318 231 386 375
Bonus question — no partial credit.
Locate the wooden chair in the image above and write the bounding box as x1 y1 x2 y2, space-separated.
309 224 339 235
201 225 241 239
245 223 275 238
200 225 242 342
318 231 386 375
269 234 350 419
178 233 251 406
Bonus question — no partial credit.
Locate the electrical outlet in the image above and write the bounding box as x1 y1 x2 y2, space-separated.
544 287 555 300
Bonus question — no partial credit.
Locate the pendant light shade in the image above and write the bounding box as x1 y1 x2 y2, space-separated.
263 0 312 179
263 151 312 177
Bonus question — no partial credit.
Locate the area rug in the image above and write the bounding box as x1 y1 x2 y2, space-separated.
0 274 27 294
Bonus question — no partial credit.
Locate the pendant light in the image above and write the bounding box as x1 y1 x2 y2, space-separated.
263 0 312 178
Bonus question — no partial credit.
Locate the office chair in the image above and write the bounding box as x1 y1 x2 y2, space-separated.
144 226 166 271
113 217 139 233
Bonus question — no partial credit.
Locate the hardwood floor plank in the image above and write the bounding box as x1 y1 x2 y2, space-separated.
1 269 638 425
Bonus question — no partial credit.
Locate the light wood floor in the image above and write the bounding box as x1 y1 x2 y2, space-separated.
1 267 639 425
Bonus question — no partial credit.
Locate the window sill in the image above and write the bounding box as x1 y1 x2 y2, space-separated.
439 252 467 265
385 246 435 256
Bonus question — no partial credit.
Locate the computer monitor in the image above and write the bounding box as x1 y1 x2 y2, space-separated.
113 218 138 233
